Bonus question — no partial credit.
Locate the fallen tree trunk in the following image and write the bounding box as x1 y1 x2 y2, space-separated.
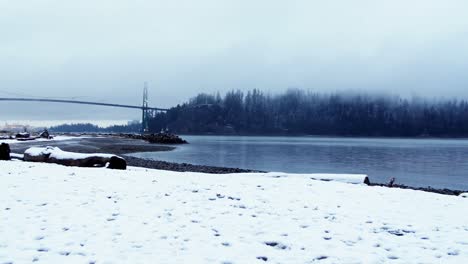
24 146 126 170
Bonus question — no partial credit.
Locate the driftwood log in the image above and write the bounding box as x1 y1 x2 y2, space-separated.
24 147 126 170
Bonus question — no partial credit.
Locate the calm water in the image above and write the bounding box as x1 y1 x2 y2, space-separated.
130 136 468 190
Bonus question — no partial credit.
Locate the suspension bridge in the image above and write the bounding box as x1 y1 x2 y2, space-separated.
0 85 168 133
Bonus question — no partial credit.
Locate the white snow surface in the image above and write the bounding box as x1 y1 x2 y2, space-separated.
24 146 115 160
0 161 467 264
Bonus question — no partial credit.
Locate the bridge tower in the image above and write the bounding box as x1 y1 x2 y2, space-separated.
141 83 149 133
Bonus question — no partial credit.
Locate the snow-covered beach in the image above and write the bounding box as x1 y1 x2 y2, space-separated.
1 161 467 263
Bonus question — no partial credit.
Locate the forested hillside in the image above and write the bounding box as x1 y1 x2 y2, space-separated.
148 89 468 137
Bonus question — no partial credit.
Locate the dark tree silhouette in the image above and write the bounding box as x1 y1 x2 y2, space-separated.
147 89 468 137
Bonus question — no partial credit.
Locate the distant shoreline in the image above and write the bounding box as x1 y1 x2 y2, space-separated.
175 132 468 140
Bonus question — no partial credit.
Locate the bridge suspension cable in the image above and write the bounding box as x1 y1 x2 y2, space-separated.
0 97 169 111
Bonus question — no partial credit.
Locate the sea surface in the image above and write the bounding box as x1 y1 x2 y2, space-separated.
130 135 468 190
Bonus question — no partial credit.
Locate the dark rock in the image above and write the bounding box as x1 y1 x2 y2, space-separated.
145 133 188 144
388 177 396 187
108 156 127 170
363 176 371 185
15 132 30 139
39 129 50 139
119 133 188 144
0 143 11 160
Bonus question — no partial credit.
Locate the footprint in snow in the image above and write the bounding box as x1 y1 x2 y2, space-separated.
313 256 328 261
447 250 459 256
271 175 287 178
264 242 288 250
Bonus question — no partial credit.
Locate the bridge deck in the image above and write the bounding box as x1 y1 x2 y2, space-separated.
0 98 168 111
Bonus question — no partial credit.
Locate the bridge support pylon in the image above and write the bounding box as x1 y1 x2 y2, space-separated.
141 83 149 134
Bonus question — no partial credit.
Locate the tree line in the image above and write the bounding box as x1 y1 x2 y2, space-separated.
49 122 141 133
147 89 468 137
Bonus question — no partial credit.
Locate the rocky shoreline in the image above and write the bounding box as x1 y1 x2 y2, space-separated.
123 156 262 174
368 183 466 196
119 133 189 144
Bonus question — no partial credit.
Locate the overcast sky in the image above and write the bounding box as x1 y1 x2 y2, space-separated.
1 0 468 121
